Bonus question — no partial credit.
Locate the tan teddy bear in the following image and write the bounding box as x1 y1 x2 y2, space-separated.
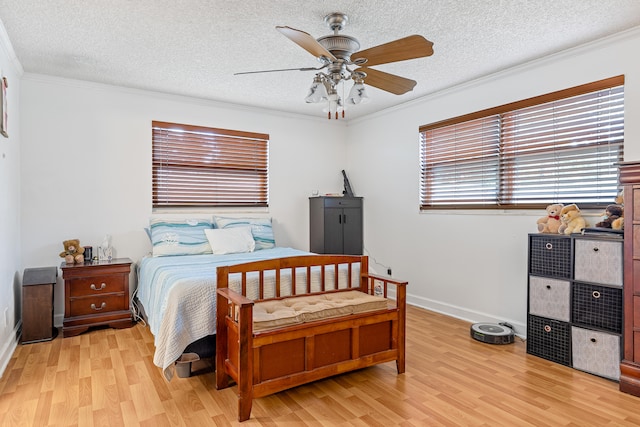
558 204 587 235
537 203 564 234
59 239 85 264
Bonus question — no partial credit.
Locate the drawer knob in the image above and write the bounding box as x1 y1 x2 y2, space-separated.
90 283 107 291
91 302 106 311
544 325 552 333
545 243 553 250
592 291 601 299
546 285 551 290
590 338 597 343
593 247 599 252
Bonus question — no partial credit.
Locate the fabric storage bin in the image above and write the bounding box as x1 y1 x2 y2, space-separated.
574 238 623 287
572 282 623 333
529 235 572 279
528 276 571 322
571 326 621 381
527 314 571 366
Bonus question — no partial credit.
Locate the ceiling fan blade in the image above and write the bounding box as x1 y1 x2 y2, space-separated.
353 35 434 67
276 26 337 61
235 65 325 75
359 67 417 95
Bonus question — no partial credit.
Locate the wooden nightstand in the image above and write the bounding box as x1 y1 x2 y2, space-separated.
61 258 133 337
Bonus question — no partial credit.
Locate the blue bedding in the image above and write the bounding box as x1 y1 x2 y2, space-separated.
137 247 310 380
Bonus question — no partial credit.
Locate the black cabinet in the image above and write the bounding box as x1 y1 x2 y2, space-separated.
310 197 362 255
527 233 623 380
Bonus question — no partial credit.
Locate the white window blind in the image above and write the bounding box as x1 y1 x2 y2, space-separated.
152 121 269 207
420 76 624 209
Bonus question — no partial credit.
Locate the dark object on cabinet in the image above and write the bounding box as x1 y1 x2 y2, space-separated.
22 266 58 343
619 161 640 396
310 196 363 255
527 233 623 380
61 258 133 337
342 170 355 197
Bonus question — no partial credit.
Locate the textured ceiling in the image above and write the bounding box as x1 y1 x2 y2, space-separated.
1 0 640 120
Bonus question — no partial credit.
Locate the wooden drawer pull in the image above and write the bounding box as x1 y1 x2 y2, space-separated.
91 302 106 311
90 283 107 291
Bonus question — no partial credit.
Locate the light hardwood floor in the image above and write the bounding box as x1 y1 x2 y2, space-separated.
2 305 640 426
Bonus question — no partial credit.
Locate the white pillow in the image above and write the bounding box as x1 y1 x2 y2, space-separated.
204 227 256 255
213 216 276 250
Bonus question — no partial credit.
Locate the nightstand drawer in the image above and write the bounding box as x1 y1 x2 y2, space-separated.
69 294 126 317
67 275 125 297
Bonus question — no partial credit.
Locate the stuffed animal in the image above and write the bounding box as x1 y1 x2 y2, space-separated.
558 204 587 235
59 239 85 264
537 203 564 234
613 190 624 230
595 204 623 229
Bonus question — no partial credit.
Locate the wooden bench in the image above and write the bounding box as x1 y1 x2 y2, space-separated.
215 255 407 422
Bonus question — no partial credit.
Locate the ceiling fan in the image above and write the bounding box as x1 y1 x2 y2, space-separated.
236 12 434 119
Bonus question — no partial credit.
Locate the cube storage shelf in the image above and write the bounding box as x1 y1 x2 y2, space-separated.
527 233 623 381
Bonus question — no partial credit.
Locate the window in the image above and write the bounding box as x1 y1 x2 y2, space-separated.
152 121 269 207
420 76 624 210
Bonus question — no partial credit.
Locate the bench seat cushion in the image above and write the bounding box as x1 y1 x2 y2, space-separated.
252 290 388 332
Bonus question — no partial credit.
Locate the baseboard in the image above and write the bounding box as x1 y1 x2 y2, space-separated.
0 320 21 379
407 293 526 339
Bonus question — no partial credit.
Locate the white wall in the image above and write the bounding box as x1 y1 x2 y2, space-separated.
346 27 640 335
19 76 349 326
0 22 22 375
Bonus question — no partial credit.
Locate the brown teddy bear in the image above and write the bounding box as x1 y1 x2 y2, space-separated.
595 204 623 229
59 239 85 264
537 203 564 234
558 204 587 235
613 190 624 230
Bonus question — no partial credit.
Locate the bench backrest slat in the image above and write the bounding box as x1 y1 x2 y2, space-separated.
217 255 367 302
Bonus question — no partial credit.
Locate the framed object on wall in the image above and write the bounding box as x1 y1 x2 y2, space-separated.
0 77 7 138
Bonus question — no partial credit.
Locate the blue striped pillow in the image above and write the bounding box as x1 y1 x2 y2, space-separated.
150 218 213 256
213 216 275 250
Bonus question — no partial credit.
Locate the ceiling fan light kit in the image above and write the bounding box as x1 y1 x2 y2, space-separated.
237 12 434 120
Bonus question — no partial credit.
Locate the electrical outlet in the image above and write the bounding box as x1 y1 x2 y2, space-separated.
387 268 392 276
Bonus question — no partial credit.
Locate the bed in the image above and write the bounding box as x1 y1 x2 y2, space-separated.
137 214 319 380
137 246 313 380
215 254 407 422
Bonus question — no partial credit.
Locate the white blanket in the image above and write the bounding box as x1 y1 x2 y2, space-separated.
137 247 364 380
